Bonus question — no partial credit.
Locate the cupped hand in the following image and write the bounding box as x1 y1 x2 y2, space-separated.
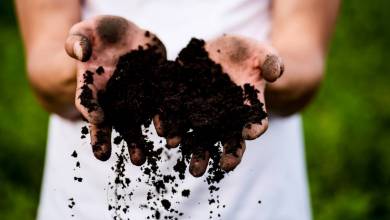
154 35 284 176
65 15 166 163
206 35 284 172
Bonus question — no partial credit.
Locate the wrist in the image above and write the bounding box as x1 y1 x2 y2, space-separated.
27 51 78 119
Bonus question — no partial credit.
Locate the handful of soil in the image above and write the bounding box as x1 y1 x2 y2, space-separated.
79 37 268 219
97 38 266 180
98 45 165 150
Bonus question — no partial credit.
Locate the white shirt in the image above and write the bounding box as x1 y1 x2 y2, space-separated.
37 0 311 219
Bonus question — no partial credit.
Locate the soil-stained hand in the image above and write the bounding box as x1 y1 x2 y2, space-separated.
65 15 166 163
188 35 284 175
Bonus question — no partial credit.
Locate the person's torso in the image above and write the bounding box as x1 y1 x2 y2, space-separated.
82 0 272 59
37 1 311 219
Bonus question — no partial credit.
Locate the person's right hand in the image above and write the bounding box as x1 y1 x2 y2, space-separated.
65 15 166 163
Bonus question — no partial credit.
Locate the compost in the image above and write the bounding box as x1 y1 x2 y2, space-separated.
78 38 267 219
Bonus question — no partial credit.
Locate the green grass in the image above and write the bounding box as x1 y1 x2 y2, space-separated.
303 1 390 219
0 0 389 219
0 26 48 219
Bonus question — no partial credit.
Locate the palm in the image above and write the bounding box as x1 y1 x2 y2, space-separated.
155 35 284 176
205 35 283 138
65 15 166 162
200 35 283 173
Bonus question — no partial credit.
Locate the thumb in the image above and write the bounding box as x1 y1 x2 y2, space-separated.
260 54 284 83
65 22 93 62
65 33 92 62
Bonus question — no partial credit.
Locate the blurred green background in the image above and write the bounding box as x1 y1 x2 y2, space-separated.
0 0 389 219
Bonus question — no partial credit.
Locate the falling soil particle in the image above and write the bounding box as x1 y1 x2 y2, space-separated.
161 199 171 210
97 45 165 149
71 150 78 158
181 189 190 197
74 177 83 182
68 198 75 209
81 126 89 135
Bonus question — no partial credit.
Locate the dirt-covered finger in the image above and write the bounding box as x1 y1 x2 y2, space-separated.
65 34 92 62
122 127 146 166
241 81 268 140
75 68 105 124
153 114 183 148
128 142 146 166
65 21 93 62
165 124 184 148
242 119 269 140
220 138 246 172
89 123 112 161
166 136 182 148
153 114 165 137
189 148 210 177
260 54 284 82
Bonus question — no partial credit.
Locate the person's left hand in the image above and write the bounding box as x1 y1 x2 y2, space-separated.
154 35 284 176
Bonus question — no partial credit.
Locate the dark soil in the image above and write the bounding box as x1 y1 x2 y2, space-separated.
71 150 78 158
95 37 265 175
181 189 190 197
68 197 75 209
151 39 266 195
79 37 267 219
98 45 165 149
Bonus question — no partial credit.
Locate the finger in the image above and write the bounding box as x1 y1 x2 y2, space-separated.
189 149 210 177
220 138 246 172
242 120 269 140
65 21 93 62
123 127 146 166
128 142 146 166
153 114 165 137
260 54 284 83
89 123 112 161
165 123 183 149
241 99 269 140
166 136 182 149
153 114 182 148
65 34 92 62
242 79 269 140
75 69 105 125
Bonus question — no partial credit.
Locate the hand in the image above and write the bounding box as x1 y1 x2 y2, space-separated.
205 35 284 171
154 35 284 176
65 15 166 163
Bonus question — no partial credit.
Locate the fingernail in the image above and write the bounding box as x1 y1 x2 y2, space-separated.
74 41 84 61
70 35 92 62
